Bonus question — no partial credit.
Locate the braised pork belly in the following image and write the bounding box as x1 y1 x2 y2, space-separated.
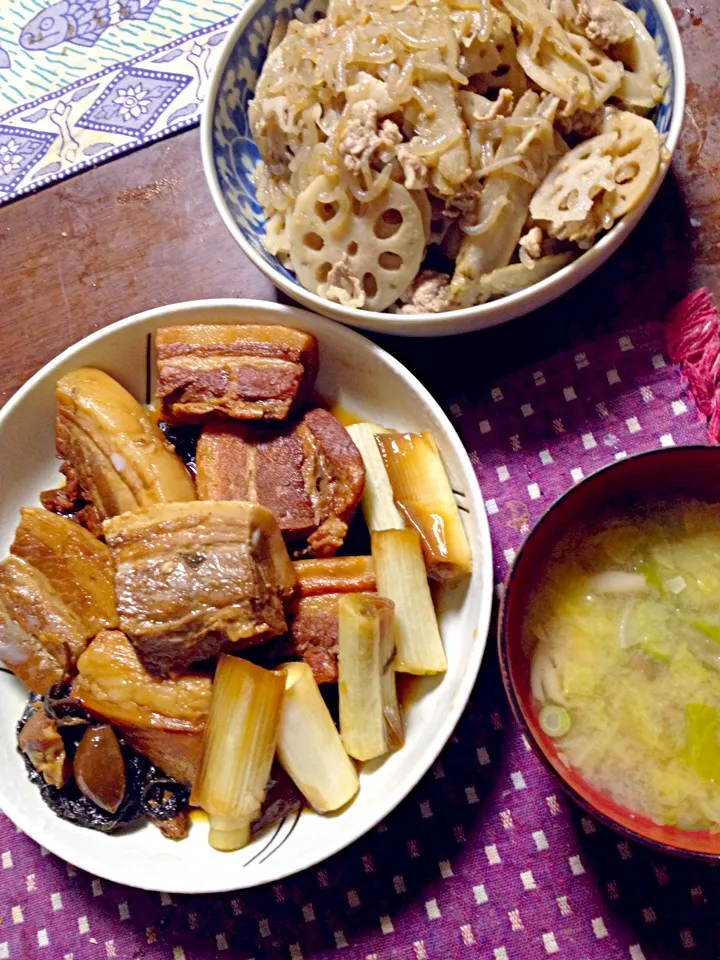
103 502 296 675
0 556 93 694
11 508 117 634
293 556 375 597
196 408 365 557
156 324 318 421
55 368 195 523
72 630 211 785
289 558 376 683
2 321 463 846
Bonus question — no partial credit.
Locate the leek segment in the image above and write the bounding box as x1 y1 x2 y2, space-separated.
276 662 359 812
371 529 447 675
346 423 404 533
338 594 404 761
374 431 472 582
190 655 285 851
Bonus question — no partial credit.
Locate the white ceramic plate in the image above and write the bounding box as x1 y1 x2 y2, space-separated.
0 300 493 893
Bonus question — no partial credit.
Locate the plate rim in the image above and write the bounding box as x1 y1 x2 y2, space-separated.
0 298 494 892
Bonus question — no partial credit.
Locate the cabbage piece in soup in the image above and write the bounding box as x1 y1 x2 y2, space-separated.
528 501 720 832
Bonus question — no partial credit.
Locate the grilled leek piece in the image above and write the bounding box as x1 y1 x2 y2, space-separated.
372 529 447 675
276 662 358 812
104 501 296 675
293 556 375 597
338 594 404 761
346 423 404 532
190 656 285 851
11 508 117 634
375 431 472 582
56 367 195 521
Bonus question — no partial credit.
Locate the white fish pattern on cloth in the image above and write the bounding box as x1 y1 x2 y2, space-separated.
0 317 714 960
0 0 241 204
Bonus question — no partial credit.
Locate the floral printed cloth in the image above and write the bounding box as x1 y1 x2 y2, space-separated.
0 297 718 960
0 0 247 204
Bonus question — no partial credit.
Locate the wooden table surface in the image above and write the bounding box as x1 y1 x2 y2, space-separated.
0 1 716 409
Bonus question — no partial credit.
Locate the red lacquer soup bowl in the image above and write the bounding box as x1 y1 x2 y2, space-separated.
499 445 720 859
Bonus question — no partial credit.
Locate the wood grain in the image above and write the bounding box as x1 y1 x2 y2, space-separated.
0 3 717 405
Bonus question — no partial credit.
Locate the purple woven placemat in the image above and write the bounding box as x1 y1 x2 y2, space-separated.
1 303 719 960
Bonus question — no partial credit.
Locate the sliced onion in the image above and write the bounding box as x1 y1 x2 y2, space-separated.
585 571 650 595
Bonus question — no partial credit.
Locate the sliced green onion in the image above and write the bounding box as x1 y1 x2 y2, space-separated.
539 704 571 738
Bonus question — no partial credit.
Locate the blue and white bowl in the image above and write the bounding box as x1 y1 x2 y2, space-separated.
201 0 685 337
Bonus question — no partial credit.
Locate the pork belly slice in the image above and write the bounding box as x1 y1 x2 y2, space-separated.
289 566 377 683
104 502 296 675
11 508 117 634
0 556 93 694
293 556 375 597
55 367 195 523
290 594 341 685
72 630 212 785
156 324 319 421
196 408 365 558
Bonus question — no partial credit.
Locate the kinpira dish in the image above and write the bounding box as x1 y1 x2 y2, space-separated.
3 323 472 851
250 0 669 313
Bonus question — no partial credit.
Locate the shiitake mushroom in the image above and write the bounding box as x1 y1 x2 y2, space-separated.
17 688 189 835
158 420 201 476
17 705 70 790
74 725 126 814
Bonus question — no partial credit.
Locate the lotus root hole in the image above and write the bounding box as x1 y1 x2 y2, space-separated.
374 209 403 239
352 197 363 216
378 251 403 271
304 232 325 251
316 262 332 283
492 64 510 77
362 273 379 298
617 137 642 158
347 241 359 256
615 162 640 184
559 189 579 212
315 201 339 222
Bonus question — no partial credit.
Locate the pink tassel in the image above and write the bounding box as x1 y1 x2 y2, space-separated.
665 288 720 440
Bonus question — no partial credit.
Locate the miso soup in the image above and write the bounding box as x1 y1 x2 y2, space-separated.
528 500 720 831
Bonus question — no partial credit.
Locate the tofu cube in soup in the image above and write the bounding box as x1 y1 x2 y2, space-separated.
196 408 365 557
155 324 319 421
55 368 195 523
103 502 296 675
